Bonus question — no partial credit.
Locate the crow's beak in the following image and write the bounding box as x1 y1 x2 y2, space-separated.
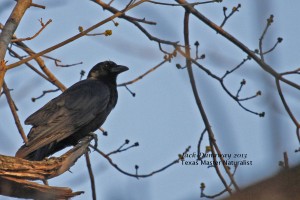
111 65 129 74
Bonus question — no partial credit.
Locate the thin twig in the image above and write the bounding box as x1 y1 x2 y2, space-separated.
90 144 190 178
92 0 177 46
176 47 262 116
201 164 238 198
149 0 219 6
220 4 241 28
197 128 207 160
259 15 273 61
7 47 52 82
263 37 283 55
3 81 28 144
183 9 238 193
7 0 150 70
275 78 300 141
12 40 66 91
106 140 139 156
11 19 52 42
30 3 46 9
118 59 168 86
31 89 60 102
54 60 83 67
85 152 96 200
175 0 300 92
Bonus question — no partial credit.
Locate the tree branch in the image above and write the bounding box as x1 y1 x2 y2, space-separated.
0 0 32 91
0 136 92 199
6 0 150 70
3 81 28 144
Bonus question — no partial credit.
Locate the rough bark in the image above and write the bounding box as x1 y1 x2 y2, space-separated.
0 136 92 199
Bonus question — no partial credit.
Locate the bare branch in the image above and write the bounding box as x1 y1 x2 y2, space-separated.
220 4 241 28
106 140 139 156
90 144 190 178
176 47 262 116
30 2 46 9
175 0 300 91
259 15 274 61
149 0 220 6
54 60 83 67
3 81 28 144
92 0 177 46
0 136 92 198
7 47 52 82
0 0 32 91
118 59 168 86
11 19 52 42
85 152 96 200
6 0 150 70
183 9 238 193
31 89 60 102
0 176 82 199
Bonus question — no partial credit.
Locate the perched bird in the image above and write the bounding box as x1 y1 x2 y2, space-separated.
16 61 128 161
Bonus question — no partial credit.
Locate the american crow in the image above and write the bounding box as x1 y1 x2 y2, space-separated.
16 61 128 161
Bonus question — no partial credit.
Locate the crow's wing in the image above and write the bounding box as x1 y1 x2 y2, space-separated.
18 80 110 157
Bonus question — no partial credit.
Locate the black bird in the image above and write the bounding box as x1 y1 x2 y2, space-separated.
16 61 128 161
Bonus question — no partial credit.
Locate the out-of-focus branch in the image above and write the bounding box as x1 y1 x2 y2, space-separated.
0 0 32 91
220 4 241 28
3 81 28 144
0 176 82 200
223 164 300 200
0 136 92 180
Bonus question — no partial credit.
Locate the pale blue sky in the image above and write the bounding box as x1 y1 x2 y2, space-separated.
1 1 300 199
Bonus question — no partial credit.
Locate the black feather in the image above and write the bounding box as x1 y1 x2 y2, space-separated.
16 61 128 161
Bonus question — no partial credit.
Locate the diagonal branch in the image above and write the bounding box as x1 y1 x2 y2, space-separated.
3 81 28 144
118 59 168 86
93 0 178 46
175 0 300 91
6 0 150 70
11 19 52 42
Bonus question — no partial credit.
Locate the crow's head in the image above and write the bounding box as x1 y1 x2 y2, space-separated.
88 61 129 81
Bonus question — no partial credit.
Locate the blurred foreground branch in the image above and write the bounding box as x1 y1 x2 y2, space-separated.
0 136 92 199
223 165 300 200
